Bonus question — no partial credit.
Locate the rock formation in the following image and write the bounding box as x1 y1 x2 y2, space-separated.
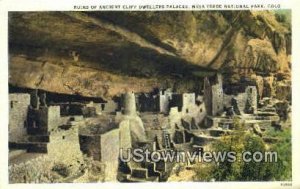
9 11 291 100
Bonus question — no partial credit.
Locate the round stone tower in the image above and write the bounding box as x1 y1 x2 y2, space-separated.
123 92 136 116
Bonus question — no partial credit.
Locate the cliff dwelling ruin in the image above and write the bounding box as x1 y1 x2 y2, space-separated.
8 10 292 183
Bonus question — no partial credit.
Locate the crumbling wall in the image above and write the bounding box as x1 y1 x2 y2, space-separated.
203 77 213 115
48 127 83 173
47 106 61 131
181 93 206 126
213 74 224 116
168 107 181 129
211 84 224 116
93 103 102 114
145 129 164 149
233 93 247 115
223 86 257 115
138 93 158 112
82 106 97 117
9 94 30 142
100 128 119 181
159 89 172 114
101 100 118 113
204 74 224 116
245 86 258 112
182 93 195 113
79 127 120 181
79 135 101 160
28 106 61 133
195 103 207 125
223 94 233 108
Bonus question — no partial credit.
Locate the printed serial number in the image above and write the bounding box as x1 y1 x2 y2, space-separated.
280 182 292 187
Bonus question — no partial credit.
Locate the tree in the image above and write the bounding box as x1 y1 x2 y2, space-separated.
240 134 267 181
210 117 290 181
264 128 292 180
212 117 247 181
275 13 287 23
193 117 292 181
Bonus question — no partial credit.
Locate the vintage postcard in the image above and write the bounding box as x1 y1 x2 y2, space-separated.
0 0 299 188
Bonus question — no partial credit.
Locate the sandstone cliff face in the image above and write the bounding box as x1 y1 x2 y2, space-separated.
9 11 291 99
9 56 161 99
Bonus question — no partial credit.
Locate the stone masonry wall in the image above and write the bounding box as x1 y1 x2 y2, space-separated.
159 90 172 114
182 93 195 113
47 106 61 131
48 127 83 173
9 94 30 142
245 86 258 112
100 128 119 181
212 84 224 116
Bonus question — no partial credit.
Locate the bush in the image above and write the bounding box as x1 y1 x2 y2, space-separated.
275 13 287 23
52 163 70 178
195 117 291 181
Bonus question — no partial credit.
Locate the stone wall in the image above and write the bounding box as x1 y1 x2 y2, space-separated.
27 106 61 133
145 129 164 149
119 120 132 150
47 106 61 131
93 103 102 114
195 103 207 125
79 127 120 181
123 92 137 115
79 135 101 160
212 74 224 116
235 93 247 114
211 83 224 116
203 74 224 116
223 86 258 115
48 126 83 173
101 100 118 113
181 93 206 126
223 94 233 109
100 128 119 181
203 77 213 115
245 86 258 112
138 93 158 112
168 107 181 130
182 93 195 113
169 94 183 112
159 89 172 114
9 94 30 142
